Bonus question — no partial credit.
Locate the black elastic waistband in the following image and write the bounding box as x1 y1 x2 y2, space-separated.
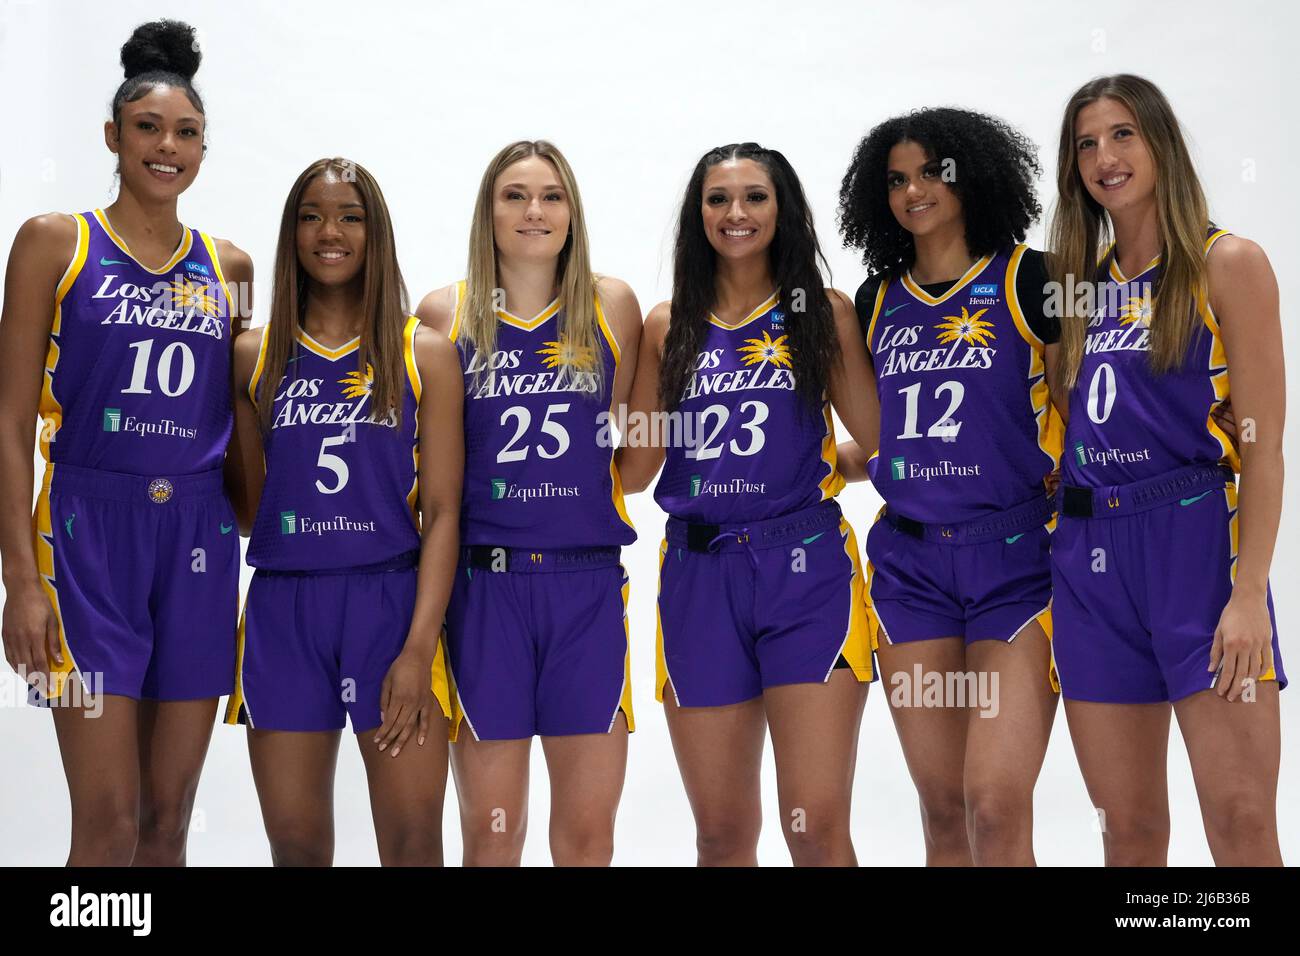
461 545 621 573
253 549 420 577
883 494 1054 545
665 500 842 553
1058 463 1236 519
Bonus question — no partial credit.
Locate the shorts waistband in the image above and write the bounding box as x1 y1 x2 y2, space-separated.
253 549 420 578
883 494 1053 545
47 462 225 504
665 500 842 554
1058 463 1236 519
461 545 622 573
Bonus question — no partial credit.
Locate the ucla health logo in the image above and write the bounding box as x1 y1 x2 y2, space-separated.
769 310 785 330
280 511 297 534
971 284 998 296
182 260 210 276
891 456 906 480
490 478 507 501
102 408 122 432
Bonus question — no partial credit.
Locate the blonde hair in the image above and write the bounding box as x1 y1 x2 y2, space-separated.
1048 74 1210 388
461 140 605 395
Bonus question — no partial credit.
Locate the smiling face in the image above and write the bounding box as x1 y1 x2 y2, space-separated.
491 156 571 264
1074 96 1155 215
700 158 778 262
295 172 367 288
886 140 962 240
105 85 205 203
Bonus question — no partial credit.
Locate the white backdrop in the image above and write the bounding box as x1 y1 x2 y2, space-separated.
1 0 1297 866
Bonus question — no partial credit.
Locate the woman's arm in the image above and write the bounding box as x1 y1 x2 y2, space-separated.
227 327 266 534
373 325 464 753
0 214 78 687
1207 235 1285 700
615 301 670 494
827 289 880 482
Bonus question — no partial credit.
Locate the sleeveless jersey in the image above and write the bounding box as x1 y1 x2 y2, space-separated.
863 246 1063 524
655 293 843 523
449 281 636 548
1062 229 1237 488
40 209 233 475
245 317 422 571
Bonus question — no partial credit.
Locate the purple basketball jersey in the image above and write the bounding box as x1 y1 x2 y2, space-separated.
1062 229 1237 488
450 281 636 548
864 246 1062 523
245 317 422 571
654 293 842 522
39 209 233 476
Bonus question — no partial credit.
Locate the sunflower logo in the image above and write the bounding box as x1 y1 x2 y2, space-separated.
936 307 996 346
169 278 217 316
338 364 374 399
537 339 597 371
1118 295 1152 326
737 330 792 368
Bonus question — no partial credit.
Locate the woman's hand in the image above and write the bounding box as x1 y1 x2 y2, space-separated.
373 645 437 756
2 580 61 696
1210 590 1274 702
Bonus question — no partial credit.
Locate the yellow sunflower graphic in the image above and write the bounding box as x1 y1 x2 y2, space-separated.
935 307 996 346
537 338 597 371
170 278 218 316
737 330 793 368
338 364 375 399
1118 295 1152 326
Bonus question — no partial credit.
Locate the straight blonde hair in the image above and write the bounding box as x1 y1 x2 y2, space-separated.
1048 74 1210 388
461 140 605 395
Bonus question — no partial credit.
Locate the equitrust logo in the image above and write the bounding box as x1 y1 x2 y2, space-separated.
1074 441 1087 467
102 408 121 432
689 474 702 497
490 478 507 500
280 511 296 534
891 456 906 480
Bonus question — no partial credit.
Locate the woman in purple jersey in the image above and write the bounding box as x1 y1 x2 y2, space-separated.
0 20 251 866
416 141 643 866
1048 75 1285 866
834 108 1064 866
620 143 878 866
225 158 462 866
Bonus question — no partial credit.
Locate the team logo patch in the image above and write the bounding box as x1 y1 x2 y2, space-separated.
169 278 218 316
147 478 174 503
536 338 596 371
935 307 995 345
737 330 792 368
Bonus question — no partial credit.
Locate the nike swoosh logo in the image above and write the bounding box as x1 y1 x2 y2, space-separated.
219 522 233 534
99 256 129 267
884 304 909 316
65 514 75 538
1180 491 1212 506
1005 533 1025 544
802 533 825 544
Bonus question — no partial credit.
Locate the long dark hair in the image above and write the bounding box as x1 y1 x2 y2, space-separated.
660 143 836 410
258 158 411 433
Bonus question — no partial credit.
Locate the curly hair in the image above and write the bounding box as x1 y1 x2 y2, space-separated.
660 143 837 411
837 107 1041 275
112 20 205 127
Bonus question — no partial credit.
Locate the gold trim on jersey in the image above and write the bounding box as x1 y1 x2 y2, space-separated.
828 517 875 681
1200 229 1238 471
654 538 676 704
1105 243 1161 284
402 315 422 522
1005 244 1065 466
901 254 993 306
33 464 80 699
864 278 889 351
93 208 193 275
448 281 466 343
707 291 779 330
198 232 234 326
294 327 360 361
224 606 251 726
594 293 636 534
497 296 561 331
863 506 890 646
40 214 90 464
816 398 845 500
611 569 636 732
248 325 271 409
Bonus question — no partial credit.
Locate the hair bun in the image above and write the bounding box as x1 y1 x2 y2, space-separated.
120 20 201 81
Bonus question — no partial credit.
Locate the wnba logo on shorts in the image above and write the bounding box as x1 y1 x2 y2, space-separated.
890 457 906 480
490 478 507 500
280 511 296 534
689 474 702 497
102 408 122 432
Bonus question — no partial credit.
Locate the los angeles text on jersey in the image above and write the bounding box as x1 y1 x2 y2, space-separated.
272 376 398 430
873 322 996 379
92 274 226 339
464 348 599 399
681 348 794 400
